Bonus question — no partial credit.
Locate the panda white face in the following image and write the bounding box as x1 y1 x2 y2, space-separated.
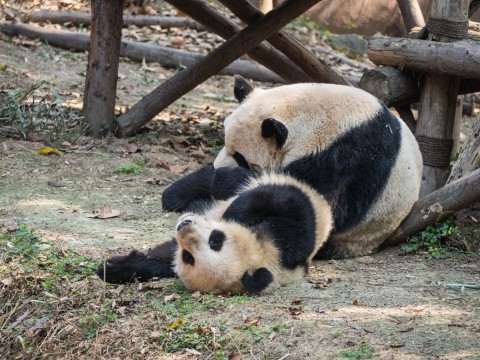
174 214 264 294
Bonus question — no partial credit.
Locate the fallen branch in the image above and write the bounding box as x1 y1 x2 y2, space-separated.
385 169 480 246
0 22 284 83
13 9 204 30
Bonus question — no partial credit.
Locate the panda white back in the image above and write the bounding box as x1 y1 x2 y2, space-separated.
215 78 423 259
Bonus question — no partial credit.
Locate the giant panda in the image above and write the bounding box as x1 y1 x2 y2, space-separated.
163 76 423 259
98 172 333 294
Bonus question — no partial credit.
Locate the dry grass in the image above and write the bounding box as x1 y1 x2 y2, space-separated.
0 81 88 144
0 224 295 359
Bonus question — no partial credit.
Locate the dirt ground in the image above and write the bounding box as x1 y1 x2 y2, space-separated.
1 3 480 359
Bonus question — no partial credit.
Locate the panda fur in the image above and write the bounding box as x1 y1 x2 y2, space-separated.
165 77 423 259
98 172 332 294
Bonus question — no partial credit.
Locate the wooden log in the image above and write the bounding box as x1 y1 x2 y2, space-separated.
360 66 419 107
165 0 311 83
360 66 480 108
16 10 204 30
218 0 350 86
368 35 480 79
384 168 480 246
397 0 425 31
0 22 284 83
83 0 123 138
416 0 469 196
448 121 480 182
116 0 324 137
469 0 480 17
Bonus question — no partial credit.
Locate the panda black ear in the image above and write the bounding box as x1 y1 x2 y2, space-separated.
242 267 273 293
234 75 253 103
261 118 288 148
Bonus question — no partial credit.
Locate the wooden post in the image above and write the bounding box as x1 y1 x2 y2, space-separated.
115 0 323 137
83 0 123 138
165 0 311 83
415 0 469 196
397 0 425 31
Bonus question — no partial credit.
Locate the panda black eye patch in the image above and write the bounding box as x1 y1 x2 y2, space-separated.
233 152 250 169
182 249 195 265
209 230 226 251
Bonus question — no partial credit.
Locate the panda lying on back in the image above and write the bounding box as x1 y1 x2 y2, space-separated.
98 78 422 291
98 172 332 294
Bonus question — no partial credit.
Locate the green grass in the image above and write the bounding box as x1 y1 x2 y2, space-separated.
113 157 145 175
402 218 461 258
339 344 374 359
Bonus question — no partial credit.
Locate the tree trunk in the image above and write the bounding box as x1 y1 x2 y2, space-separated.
218 0 350 86
384 168 480 246
83 0 123 138
115 0 324 137
165 0 311 83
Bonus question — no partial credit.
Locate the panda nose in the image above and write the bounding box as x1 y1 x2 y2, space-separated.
177 219 192 231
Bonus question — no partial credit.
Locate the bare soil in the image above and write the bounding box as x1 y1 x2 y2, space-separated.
0 2 479 359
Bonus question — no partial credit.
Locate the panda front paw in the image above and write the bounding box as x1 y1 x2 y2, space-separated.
97 250 149 284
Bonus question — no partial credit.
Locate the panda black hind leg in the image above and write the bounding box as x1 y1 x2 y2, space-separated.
97 239 177 284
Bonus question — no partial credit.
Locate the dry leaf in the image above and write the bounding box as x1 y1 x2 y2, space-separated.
291 297 304 305
243 318 260 327
139 281 163 291
268 331 278 342
127 143 139 153
346 341 357 347
150 331 161 339
48 181 64 188
288 306 303 315
185 349 202 356
390 343 405 348
37 147 61 155
86 205 121 219
26 318 50 339
167 318 185 331
229 353 243 360
164 293 181 302
168 164 188 174
352 299 362 306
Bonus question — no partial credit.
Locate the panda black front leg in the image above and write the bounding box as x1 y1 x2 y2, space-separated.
162 165 215 212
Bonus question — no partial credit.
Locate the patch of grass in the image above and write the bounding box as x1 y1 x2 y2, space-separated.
402 218 461 258
0 81 88 143
291 15 319 30
339 344 374 359
332 331 343 338
114 157 145 175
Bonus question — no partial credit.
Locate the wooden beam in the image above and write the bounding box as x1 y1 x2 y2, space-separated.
83 0 123 138
115 0 324 137
360 66 480 108
368 35 480 79
385 168 480 246
164 0 311 83
397 0 425 31
218 0 350 85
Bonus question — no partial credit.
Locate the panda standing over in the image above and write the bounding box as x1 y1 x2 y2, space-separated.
98 77 422 292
